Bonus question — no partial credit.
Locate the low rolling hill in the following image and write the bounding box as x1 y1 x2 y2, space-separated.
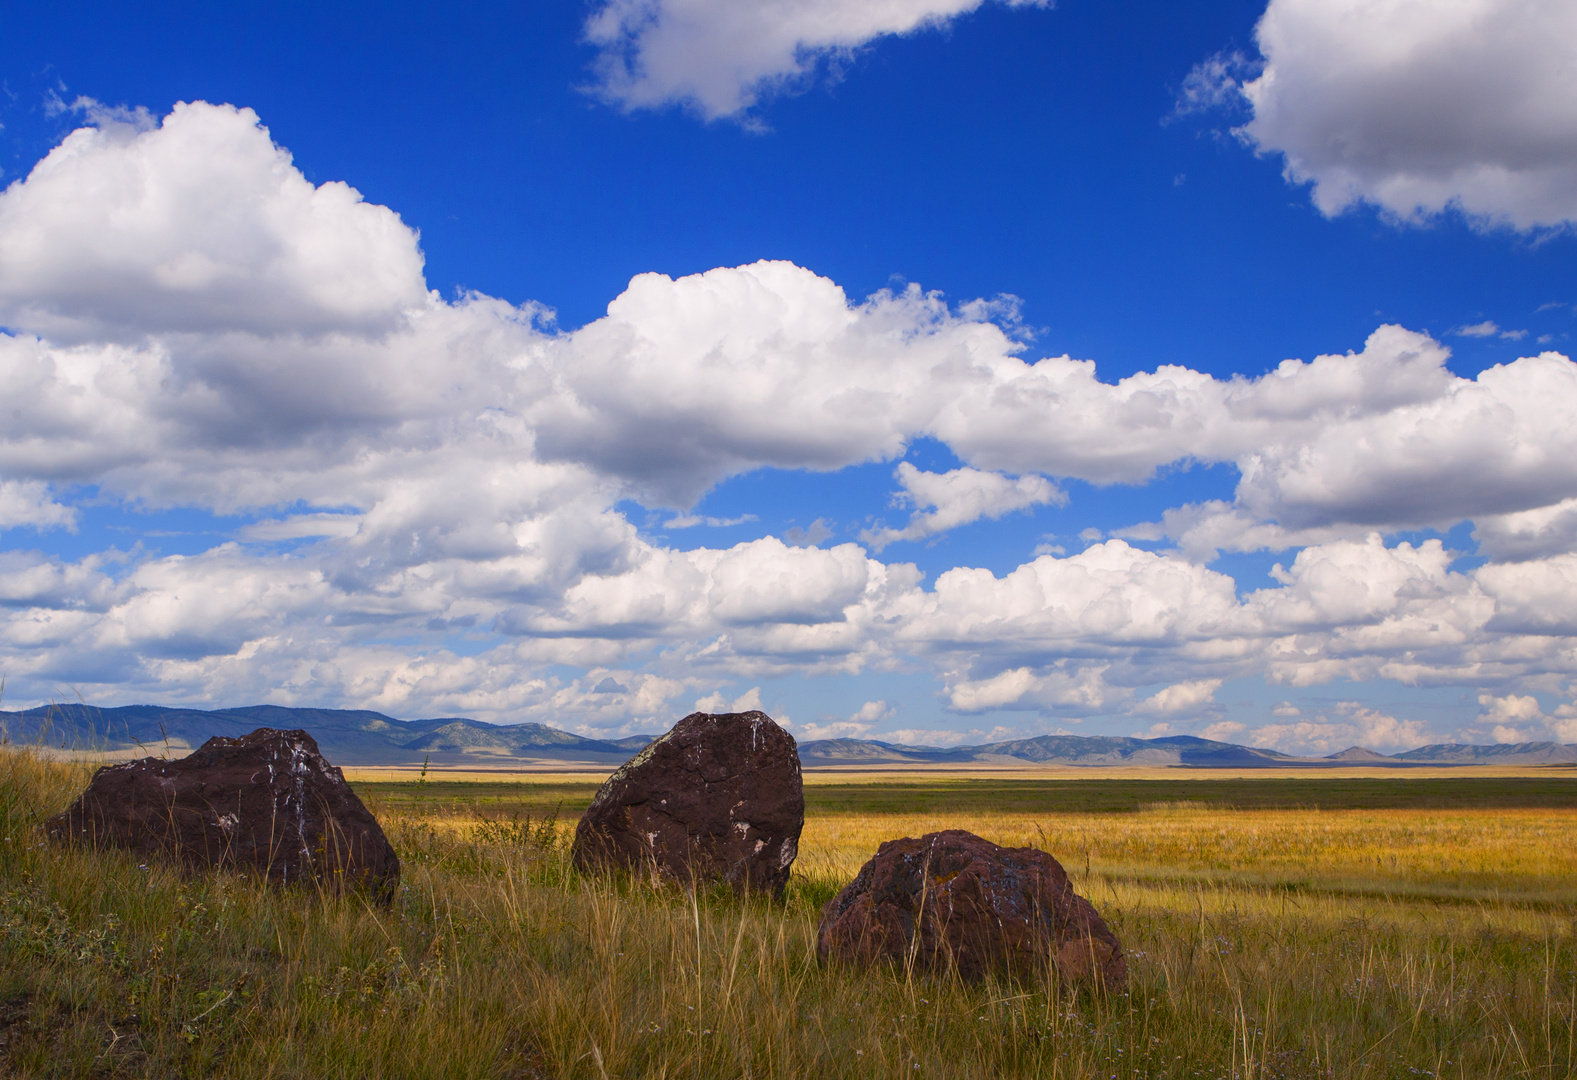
0 703 642 766
3 703 1572 769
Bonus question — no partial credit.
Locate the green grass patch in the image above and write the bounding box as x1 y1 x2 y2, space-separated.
354 775 1577 823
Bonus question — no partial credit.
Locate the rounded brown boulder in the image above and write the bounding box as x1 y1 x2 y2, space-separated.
44 727 399 904
571 711 803 896
816 829 1126 988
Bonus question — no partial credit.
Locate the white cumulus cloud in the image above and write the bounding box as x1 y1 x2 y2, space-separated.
583 0 1050 120
795 699 896 740
1136 678 1222 714
861 463 1062 550
1472 499 1577 561
0 101 428 341
693 685 766 714
0 481 77 533
1224 0 1577 229
1247 701 1430 755
8 100 1577 739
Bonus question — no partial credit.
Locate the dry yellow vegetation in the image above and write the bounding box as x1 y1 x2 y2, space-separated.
803 804 1577 905
4 750 1576 1078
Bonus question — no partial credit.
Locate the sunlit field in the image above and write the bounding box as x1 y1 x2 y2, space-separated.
4 750 1576 1078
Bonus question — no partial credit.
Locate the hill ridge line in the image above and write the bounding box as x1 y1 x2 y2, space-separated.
3 704 1573 768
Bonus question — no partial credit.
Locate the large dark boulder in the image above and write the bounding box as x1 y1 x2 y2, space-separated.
817 829 1126 988
44 728 399 903
571 711 803 896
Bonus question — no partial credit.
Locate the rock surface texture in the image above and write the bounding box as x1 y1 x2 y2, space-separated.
816 829 1126 987
44 728 399 903
571 711 803 896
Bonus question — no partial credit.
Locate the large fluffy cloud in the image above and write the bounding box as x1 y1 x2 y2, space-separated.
907 532 1577 724
1218 0 1577 228
6 111 1577 533
545 285 1577 541
4 101 1577 746
583 0 1050 120
0 102 428 340
1236 350 1577 528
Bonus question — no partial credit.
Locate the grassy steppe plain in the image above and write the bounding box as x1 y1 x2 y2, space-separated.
3 752 1576 1078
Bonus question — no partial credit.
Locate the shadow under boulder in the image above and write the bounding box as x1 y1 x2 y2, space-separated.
817 829 1126 988
572 710 803 896
44 727 399 904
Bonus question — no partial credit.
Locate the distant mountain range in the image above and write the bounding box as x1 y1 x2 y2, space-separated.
794 734 1577 767
0 704 649 766
3 703 1574 769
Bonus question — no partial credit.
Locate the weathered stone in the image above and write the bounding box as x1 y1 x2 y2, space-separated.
44 727 399 903
816 829 1126 987
571 711 803 896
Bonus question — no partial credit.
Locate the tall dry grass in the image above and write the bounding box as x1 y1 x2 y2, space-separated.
2 746 1574 1078
801 803 1577 906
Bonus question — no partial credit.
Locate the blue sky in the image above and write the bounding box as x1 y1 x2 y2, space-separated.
1 0 1576 752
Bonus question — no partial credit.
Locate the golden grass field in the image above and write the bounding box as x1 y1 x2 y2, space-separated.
4 751 1577 1078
